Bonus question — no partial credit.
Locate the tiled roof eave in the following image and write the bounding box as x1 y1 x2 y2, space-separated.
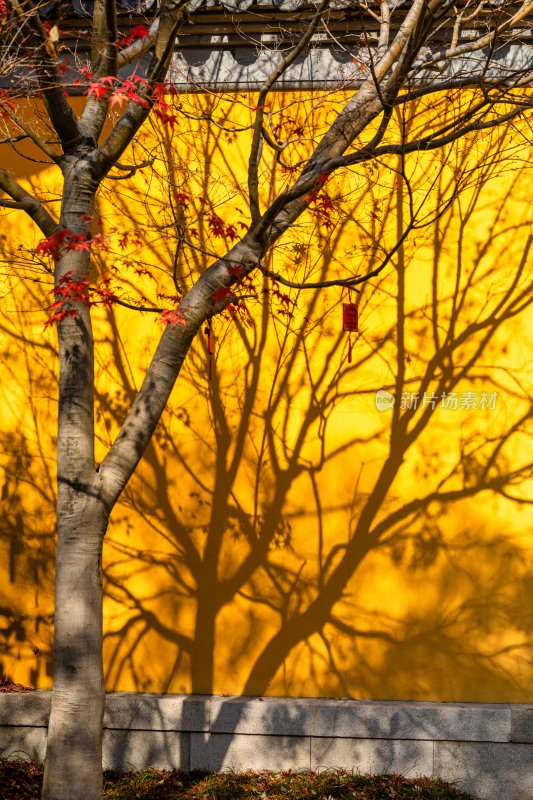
167 41 533 91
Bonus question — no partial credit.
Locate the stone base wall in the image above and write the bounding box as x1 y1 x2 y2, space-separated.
1 694 532 800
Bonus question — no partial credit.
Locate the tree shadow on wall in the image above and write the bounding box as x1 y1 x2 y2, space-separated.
0 102 532 776
94 139 532 708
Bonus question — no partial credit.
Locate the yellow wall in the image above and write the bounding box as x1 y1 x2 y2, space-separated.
0 91 532 702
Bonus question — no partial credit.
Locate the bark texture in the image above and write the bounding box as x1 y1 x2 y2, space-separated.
42 512 107 800
42 162 106 800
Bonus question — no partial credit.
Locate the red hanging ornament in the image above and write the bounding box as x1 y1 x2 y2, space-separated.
342 299 358 365
343 302 359 332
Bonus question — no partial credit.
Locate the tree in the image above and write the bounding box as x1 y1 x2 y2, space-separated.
0 1 533 799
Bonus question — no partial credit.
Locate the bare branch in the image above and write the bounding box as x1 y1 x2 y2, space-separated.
0 170 59 236
333 101 531 169
442 0 533 60
154 0 188 61
106 157 156 180
0 134 25 145
1 106 60 162
5 0 81 151
91 0 118 80
248 0 331 224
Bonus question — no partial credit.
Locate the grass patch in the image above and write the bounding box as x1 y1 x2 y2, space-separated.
0 761 476 800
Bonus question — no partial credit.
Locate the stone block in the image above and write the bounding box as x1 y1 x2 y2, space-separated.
103 729 190 771
434 741 533 800
0 692 50 727
210 696 317 737
311 737 434 776
104 692 209 732
190 732 311 772
312 701 510 743
511 706 533 743
0 725 47 761
210 696 511 742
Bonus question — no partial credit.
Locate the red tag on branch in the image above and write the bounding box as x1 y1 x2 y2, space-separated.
343 303 358 332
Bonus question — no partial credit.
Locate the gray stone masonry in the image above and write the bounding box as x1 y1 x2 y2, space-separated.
0 693 532 800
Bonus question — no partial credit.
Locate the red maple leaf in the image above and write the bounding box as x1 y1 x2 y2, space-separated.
91 233 109 251
44 308 78 328
174 192 190 208
87 82 110 101
94 285 118 308
66 234 92 252
87 75 116 101
36 229 74 260
108 91 127 109
118 25 151 48
160 308 187 326
133 265 155 280
207 212 239 241
154 106 179 128
213 286 236 305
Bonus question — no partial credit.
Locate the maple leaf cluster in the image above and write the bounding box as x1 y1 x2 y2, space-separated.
273 113 305 139
270 282 295 319
152 83 181 129
207 211 240 242
307 190 335 230
128 262 155 279
174 192 191 209
45 272 119 327
115 229 144 250
172 191 247 242
58 56 70 75
45 272 90 327
213 285 237 305
84 74 183 125
213 265 259 310
95 272 119 308
157 289 186 329
160 308 187 326
87 74 150 109
36 229 93 260
36 224 114 262
216 270 296 323
118 24 151 49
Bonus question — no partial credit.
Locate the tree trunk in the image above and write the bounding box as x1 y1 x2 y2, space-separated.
41 161 105 800
42 500 107 800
